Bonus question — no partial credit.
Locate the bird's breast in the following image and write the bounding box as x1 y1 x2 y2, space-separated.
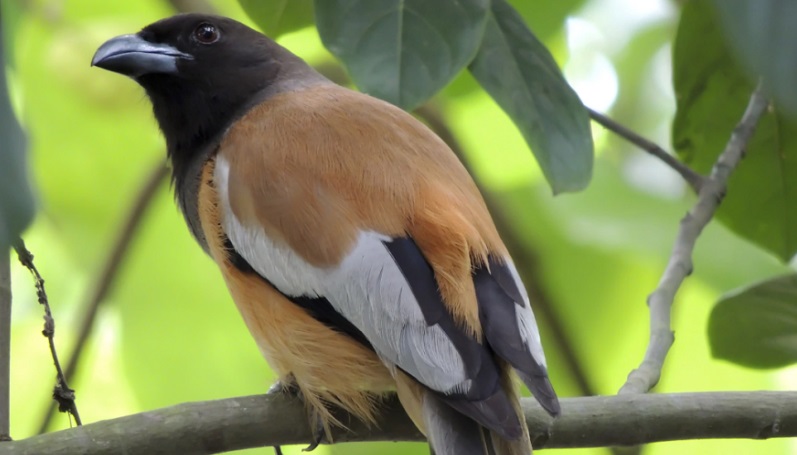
194 156 394 414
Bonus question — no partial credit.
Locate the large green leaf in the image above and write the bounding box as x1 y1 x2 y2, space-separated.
238 0 314 38
469 0 593 194
673 0 797 262
712 0 797 117
442 0 583 102
314 0 489 110
709 274 797 369
0 8 35 249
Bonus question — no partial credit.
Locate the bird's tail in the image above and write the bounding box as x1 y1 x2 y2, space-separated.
396 371 532 455
423 393 531 455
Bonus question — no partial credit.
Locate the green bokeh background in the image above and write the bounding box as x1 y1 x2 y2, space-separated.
3 0 795 454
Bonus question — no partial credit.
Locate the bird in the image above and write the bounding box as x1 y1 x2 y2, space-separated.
92 13 560 455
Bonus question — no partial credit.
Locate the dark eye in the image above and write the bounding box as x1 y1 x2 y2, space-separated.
193 23 220 44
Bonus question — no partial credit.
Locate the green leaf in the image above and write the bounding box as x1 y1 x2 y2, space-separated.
712 0 797 117
314 0 489 110
673 0 797 262
468 0 593 194
238 0 314 38
509 0 586 42
709 274 797 369
0 9 35 249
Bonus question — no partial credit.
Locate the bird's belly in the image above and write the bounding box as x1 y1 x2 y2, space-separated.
217 256 394 426
218 258 393 393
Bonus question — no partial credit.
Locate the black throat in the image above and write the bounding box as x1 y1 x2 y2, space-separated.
138 64 278 188
134 58 280 253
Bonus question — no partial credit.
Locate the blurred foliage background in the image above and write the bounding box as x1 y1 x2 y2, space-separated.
2 0 796 454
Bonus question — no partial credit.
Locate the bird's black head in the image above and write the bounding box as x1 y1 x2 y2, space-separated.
92 14 323 178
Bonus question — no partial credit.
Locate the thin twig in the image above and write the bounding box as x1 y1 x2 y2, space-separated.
415 105 597 397
13 240 81 426
3 391 797 454
619 82 769 394
0 253 11 441
587 107 706 193
37 162 169 434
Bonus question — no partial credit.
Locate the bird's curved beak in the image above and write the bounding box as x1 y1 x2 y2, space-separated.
92 34 193 77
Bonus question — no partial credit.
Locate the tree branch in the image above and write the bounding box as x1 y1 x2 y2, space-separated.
36 162 169 433
0 253 10 441
587 107 705 193
619 83 770 394
2 391 795 454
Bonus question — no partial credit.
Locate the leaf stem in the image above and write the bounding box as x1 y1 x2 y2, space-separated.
587 107 706 193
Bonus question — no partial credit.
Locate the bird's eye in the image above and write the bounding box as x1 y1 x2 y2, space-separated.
193 23 220 44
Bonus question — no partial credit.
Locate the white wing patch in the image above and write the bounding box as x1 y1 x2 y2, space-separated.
505 258 548 367
215 156 470 394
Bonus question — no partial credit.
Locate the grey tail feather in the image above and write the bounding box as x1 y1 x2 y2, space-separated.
423 391 533 455
440 389 522 440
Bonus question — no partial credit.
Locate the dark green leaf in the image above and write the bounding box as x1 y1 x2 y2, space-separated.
709 274 797 369
238 0 314 38
712 0 797 117
469 0 593 194
443 0 585 102
0 10 35 249
314 0 489 110
673 0 797 262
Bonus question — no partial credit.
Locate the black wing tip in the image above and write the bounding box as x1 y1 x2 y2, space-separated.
517 371 561 418
541 396 562 418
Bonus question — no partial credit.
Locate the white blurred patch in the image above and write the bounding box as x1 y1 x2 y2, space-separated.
565 18 618 113
578 0 674 52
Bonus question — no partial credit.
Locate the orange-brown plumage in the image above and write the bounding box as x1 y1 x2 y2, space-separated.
92 14 558 455
221 84 503 333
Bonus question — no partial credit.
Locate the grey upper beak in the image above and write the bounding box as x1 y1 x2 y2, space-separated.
92 34 192 77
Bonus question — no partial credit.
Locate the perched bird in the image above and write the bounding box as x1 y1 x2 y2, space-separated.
92 13 559 455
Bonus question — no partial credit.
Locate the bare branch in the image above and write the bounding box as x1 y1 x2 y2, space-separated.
37 162 169 433
0 253 10 441
587 107 705 193
2 391 796 454
619 83 770 394
12 241 81 426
